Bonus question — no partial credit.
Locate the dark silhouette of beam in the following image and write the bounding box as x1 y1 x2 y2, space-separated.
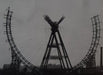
44 15 65 27
100 47 103 67
57 16 65 25
44 15 54 27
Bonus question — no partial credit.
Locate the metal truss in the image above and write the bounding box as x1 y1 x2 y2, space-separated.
74 15 101 69
4 6 101 73
40 15 72 70
4 7 39 73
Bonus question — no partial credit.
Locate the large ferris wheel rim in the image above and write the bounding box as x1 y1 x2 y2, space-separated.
74 15 101 68
5 7 39 72
5 7 101 70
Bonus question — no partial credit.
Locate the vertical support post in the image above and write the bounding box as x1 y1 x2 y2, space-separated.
41 15 72 70
100 47 103 67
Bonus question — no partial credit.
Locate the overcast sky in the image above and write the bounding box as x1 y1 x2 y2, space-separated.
0 0 103 68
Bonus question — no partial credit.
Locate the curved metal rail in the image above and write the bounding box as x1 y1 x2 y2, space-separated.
4 7 101 72
4 7 39 72
74 15 101 69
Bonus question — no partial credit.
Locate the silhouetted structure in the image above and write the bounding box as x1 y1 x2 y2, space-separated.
3 6 102 75
100 47 103 67
4 7 40 74
74 15 101 69
40 15 72 70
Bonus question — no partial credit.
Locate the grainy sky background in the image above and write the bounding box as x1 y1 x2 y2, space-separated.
0 0 103 68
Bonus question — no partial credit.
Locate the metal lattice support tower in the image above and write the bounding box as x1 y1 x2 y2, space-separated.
74 15 101 69
4 7 40 73
40 15 72 70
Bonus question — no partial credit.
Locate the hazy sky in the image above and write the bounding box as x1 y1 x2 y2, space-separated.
0 0 103 68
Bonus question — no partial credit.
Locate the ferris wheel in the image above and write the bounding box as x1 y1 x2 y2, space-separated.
3 5 101 74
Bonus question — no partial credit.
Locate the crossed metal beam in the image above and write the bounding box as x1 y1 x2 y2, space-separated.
44 15 65 32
